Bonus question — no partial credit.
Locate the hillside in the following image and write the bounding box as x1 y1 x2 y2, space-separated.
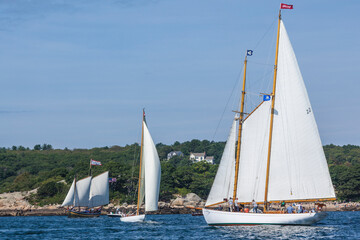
0 142 359 205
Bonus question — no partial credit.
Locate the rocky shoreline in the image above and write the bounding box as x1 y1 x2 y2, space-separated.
0 191 359 217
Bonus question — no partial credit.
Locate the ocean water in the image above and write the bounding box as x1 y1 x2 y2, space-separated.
0 211 359 239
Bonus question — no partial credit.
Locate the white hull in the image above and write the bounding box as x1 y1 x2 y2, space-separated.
120 214 145 222
202 209 327 226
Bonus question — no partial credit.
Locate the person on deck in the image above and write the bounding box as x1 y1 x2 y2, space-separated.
297 203 303 213
239 203 244 212
287 205 294 214
234 198 239 212
252 200 258 213
229 198 234 212
281 201 286 212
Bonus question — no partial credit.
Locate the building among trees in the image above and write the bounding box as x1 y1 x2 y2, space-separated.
190 152 214 164
167 151 184 160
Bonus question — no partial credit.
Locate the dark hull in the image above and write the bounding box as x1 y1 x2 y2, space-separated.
67 210 101 218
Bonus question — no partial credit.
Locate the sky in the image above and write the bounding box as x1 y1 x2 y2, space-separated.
0 0 359 149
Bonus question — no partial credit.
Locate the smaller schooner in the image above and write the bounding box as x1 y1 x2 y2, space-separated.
120 109 161 222
61 161 109 218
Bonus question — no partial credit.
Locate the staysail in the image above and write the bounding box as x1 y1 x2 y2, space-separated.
236 101 272 202
89 171 110 208
206 117 237 206
142 122 161 211
267 21 335 201
61 179 76 207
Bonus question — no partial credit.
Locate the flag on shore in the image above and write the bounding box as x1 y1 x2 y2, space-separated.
90 159 102 166
281 3 293 9
109 178 117 183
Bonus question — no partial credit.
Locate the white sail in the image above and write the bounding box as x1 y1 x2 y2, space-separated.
267 21 335 201
206 117 237 206
74 176 92 207
142 121 161 211
61 179 76 207
89 171 109 208
236 101 272 202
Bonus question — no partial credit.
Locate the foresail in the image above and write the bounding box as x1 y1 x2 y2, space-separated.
61 179 76 207
268 20 335 201
74 176 92 207
143 122 161 211
237 101 272 202
206 117 237 206
89 171 109 208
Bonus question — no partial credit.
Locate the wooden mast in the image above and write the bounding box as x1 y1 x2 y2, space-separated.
136 109 145 215
232 53 248 200
264 10 281 212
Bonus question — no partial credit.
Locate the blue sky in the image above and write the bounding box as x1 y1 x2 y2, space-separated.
0 0 359 149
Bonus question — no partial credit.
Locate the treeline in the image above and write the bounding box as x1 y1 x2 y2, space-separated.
0 142 359 206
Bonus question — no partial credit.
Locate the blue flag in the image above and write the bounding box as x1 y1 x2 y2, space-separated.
247 50 253 56
263 95 271 101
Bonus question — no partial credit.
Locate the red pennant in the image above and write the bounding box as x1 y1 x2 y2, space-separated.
281 3 293 9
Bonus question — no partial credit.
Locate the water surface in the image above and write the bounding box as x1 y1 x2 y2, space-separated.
0 211 359 239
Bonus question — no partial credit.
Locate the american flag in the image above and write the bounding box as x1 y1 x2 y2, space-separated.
90 159 102 166
109 178 117 183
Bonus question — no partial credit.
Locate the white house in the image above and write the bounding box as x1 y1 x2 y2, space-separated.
190 152 214 164
167 151 184 160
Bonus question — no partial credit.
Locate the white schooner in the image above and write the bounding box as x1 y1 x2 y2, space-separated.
203 4 336 225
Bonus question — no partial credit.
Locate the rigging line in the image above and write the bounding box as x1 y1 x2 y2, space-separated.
252 18 277 51
211 65 244 141
264 21 278 93
247 60 273 66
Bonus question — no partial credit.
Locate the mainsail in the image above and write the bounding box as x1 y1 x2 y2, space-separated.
267 21 335 201
74 176 92 207
142 122 161 211
206 118 237 206
89 171 109 208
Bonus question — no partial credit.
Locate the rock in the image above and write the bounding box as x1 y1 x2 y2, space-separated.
171 197 184 207
184 201 196 207
158 201 166 208
172 194 181 198
184 193 201 203
172 205 184 209
127 204 136 209
121 203 127 207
